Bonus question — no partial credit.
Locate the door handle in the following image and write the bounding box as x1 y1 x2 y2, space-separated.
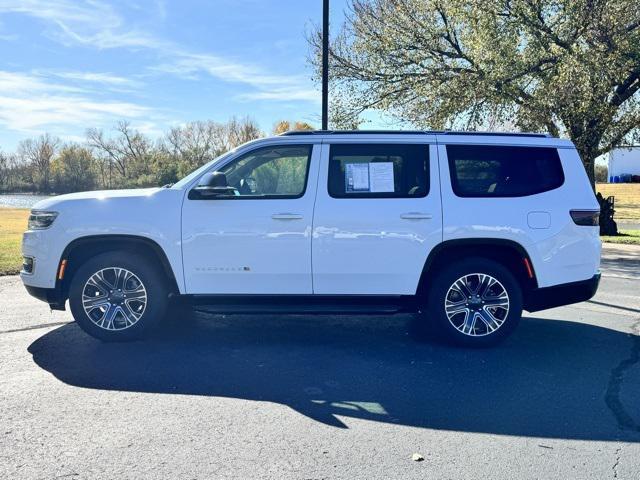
400 212 433 220
271 213 303 220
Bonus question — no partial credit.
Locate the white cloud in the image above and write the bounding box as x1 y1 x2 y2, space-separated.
163 52 301 86
0 0 319 104
0 70 152 134
0 70 81 94
127 120 164 137
155 52 320 104
237 88 320 103
47 71 142 88
0 0 162 49
0 0 117 26
0 95 151 132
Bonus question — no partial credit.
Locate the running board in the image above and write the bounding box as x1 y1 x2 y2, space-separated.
184 294 418 315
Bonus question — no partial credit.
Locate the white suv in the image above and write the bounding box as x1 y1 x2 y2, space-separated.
21 131 601 346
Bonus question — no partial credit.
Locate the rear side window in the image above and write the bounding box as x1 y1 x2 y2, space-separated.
328 144 429 198
447 145 564 197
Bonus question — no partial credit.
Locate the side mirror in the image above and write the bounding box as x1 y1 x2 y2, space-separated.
189 171 236 199
205 171 229 188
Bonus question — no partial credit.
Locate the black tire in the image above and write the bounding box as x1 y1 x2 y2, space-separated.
417 257 523 347
68 250 169 342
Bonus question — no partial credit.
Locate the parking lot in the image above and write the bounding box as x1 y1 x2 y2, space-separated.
1 245 639 479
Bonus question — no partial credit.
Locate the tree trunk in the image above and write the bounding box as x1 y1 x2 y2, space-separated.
583 156 595 191
574 145 597 191
575 145 618 235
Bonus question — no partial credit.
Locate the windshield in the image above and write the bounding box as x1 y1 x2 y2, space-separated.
171 150 236 189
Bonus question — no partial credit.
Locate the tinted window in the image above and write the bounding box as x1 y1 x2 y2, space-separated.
202 145 312 199
328 144 429 198
447 145 564 197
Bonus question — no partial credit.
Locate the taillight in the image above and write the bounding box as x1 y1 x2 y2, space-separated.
570 210 599 226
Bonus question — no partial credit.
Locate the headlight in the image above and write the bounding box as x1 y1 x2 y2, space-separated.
28 210 58 230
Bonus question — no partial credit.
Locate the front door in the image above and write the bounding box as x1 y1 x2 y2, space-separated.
312 140 442 295
182 143 319 294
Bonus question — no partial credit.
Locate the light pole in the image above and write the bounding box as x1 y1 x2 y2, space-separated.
321 0 329 130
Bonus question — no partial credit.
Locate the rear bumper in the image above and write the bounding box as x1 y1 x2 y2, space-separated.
525 273 600 312
24 285 66 311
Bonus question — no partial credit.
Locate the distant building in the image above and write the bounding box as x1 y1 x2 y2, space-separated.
608 147 640 182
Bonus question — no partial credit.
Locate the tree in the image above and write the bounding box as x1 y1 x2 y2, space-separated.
17 134 59 192
51 145 98 193
272 120 316 135
87 121 153 186
310 0 640 186
0 151 8 191
161 117 263 179
595 164 608 183
164 120 227 170
0 117 265 193
223 116 263 150
5 154 26 192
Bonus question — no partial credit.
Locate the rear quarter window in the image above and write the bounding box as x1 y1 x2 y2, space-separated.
447 145 564 197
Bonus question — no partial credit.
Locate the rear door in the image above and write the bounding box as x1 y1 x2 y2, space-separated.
312 138 442 295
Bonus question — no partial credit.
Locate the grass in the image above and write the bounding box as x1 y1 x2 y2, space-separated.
596 183 640 222
0 208 29 275
600 229 640 246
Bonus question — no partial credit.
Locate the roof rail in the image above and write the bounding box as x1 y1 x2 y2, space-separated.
445 131 549 138
279 129 550 138
279 130 441 136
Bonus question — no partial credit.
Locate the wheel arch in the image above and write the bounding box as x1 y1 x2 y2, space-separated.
417 238 538 299
56 235 180 303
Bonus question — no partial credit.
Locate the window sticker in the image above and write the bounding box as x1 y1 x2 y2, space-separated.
345 163 370 192
369 162 395 192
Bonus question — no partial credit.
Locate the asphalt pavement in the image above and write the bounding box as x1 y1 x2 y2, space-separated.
1 245 639 479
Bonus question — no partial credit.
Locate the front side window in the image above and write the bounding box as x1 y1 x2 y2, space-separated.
328 144 430 198
197 144 312 199
447 145 564 197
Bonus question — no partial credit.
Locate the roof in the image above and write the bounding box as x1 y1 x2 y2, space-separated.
280 129 551 138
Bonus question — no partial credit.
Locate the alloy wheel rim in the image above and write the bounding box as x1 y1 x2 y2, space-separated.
444 273 510 337
82 267 147 331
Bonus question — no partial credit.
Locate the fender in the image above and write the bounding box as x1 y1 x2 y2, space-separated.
417 238 538 297
56 234 181 299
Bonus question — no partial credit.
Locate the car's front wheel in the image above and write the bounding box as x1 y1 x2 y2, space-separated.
418 257 523 347
68 251 169 341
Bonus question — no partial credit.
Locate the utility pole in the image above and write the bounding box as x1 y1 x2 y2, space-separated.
321 0 329 130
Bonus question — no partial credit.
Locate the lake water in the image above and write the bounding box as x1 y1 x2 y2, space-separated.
0 194 54 209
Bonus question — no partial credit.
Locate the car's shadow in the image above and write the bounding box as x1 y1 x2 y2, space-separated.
28 312 640 441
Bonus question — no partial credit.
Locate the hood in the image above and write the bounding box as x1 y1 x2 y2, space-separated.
32 188 163 211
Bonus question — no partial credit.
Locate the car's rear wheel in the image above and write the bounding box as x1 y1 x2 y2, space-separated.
68 251 169 341
417 257 523 347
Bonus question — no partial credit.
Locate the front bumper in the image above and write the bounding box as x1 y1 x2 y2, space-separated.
524 273 601 312
24 285 66 311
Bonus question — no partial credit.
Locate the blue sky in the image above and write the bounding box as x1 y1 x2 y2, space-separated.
0 0 357 150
